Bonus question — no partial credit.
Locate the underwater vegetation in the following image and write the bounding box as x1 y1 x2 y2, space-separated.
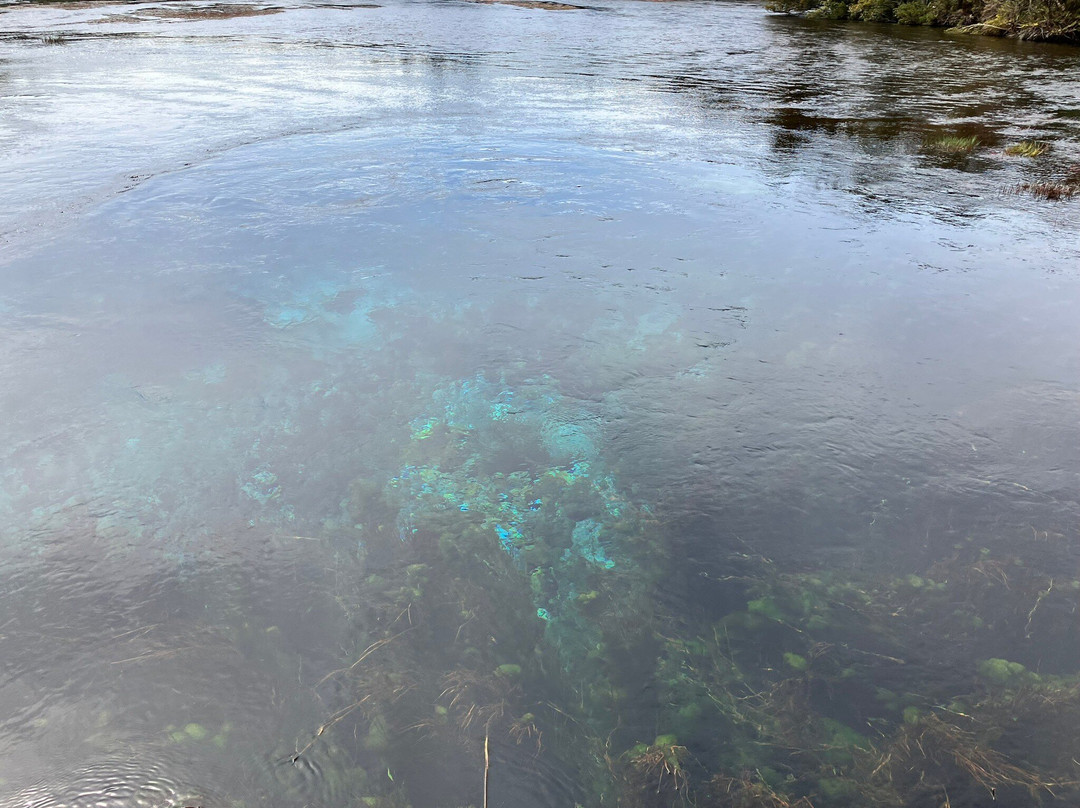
277 373 1080 808
1012 163 1080 200
764 110 1079 205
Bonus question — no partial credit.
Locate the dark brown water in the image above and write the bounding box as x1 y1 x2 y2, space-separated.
0 1 1078 806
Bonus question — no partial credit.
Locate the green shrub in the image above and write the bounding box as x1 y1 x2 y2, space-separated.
766 0 1077 40
895 0 938 23
851 0 897 21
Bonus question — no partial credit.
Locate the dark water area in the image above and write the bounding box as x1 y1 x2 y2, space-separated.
1 1 1079 806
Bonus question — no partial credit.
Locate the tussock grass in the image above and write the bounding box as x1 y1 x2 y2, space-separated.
926 135 980 154
1005 140 1050 157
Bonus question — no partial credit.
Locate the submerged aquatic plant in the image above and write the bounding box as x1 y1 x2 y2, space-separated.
707 773 815 808
860 712 1068 801
1015 181 1079 200
620 738 691 805
288 374 674 806
1012 161 1080 201
291 369 1080 807
438 668 516 734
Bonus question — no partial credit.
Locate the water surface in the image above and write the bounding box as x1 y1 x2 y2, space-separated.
1 1 1079 806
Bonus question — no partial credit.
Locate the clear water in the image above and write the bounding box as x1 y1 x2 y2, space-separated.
1 1 1079 806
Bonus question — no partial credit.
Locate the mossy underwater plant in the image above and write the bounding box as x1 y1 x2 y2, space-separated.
283 372 1080 808
282 374 676 806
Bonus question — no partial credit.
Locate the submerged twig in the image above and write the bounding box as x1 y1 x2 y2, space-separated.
1025 580 1053 638
110 647 200 665
483 731 491 808
294 621 415 762
316 624 415 688
292 697 371 763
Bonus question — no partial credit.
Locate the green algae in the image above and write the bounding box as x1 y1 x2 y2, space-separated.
978 657 1031 686
747 596 785 621
817 776 858 800
290 371 1080 808
364 716 391 753
183 723 208 741
783 652 808 671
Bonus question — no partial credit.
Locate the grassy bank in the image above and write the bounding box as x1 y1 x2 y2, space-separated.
767 0 1080 42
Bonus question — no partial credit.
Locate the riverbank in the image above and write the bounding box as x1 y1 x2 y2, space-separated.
6 0 1080 43
767 0 1080 43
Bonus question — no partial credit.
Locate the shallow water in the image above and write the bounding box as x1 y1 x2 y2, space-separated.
1 1 1079 805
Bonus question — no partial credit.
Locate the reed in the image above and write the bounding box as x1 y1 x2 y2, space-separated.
1005 140 1050 157
925 135 980 154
